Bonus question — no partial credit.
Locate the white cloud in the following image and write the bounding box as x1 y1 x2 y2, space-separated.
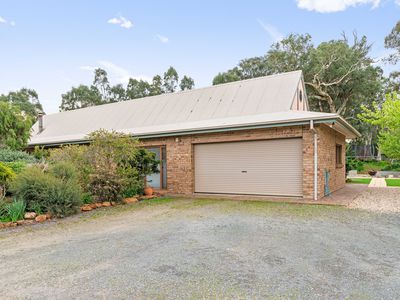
257 19 283 42
156 34 169 43
0 16 15 26
296 0 381 13
107 16 133 29
80 61 151 84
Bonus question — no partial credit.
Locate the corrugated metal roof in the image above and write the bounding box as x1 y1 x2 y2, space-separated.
28 70 360 146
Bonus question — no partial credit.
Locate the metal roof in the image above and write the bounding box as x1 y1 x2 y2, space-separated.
28 70 360 146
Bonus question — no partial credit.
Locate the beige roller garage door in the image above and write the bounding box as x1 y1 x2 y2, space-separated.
194 138 303 197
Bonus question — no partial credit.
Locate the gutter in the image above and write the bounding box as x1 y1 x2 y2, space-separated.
28 117 339 147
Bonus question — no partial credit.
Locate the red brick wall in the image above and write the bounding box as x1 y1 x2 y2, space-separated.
140 124 345 199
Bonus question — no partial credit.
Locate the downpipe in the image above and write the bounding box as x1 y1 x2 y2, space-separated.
310 120 318 201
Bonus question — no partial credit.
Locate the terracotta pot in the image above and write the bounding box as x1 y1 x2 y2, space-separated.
144 187 153 196
368 170 377 176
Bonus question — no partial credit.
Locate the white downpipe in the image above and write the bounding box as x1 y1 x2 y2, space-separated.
310 120 318 201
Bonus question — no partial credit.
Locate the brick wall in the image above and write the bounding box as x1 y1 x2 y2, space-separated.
317 124 346 198
140 124 345 199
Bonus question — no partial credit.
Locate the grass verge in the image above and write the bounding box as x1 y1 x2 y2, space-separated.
385 178 400 187
347 178 371 184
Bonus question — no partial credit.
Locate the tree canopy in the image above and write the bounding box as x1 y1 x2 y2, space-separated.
213 33 384 122
60 67 195 111
0 88 43 118
359 93 400 160
0 102 33 150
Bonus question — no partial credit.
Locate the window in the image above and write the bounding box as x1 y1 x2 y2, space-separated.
299 90 303 102
336 144 343 167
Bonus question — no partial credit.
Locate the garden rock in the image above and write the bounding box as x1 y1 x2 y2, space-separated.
122 197 138 204
35 215 47 222
24 212 37 220
89 204 98 209
95 203 103 208
81 205 93 212
45 213 52 220
102 202 111 207
16 220 25 226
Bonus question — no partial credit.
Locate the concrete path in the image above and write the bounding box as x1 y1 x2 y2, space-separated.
369 177 387 188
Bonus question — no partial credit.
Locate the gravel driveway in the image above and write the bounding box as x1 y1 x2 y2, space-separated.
1 198 399 299
349 187 400 213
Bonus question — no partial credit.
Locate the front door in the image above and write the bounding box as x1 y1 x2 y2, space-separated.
146 148 161 189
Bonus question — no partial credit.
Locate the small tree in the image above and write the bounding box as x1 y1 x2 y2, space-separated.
359 92 400 160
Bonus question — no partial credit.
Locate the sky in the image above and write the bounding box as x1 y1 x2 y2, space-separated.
0 0 399 114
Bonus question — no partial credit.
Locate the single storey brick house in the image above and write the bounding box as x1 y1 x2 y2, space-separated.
29 71 360 200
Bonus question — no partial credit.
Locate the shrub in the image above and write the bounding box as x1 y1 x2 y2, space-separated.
0 162 16 200
6 199 26 222
49 162 78 182
4 161 27 174
44 180 82 217
11 167 56 212
88 169 124 203
346 157 363 173
11 166 82 217
33 146 50 160
81 193 93 204
122 179 144 198
0 148 36 163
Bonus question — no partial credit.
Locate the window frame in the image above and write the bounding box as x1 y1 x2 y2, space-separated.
336 144 343 168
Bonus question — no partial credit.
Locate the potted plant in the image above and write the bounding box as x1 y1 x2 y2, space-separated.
143 180 153 196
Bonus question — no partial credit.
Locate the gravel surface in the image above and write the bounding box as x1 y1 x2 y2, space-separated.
349 187 400 213
0 198 399 299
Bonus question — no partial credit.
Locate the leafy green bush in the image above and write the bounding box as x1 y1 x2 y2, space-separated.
382 162 400 171
0 162 16 199
33 146 50 160
3 161 27 174
45 179 82 217
122 180 144 198
49 161 78 182
0 148 36 163
346 157 363 173
6 199 26 222
81 193 93 204
11 166 82 218
88 170 124 202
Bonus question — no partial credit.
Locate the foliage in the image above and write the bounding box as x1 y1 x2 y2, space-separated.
33 146 50 160
122 180 144 198
81 193 93 204
60 67 195 111
4 161 27 174
88 169 124 202
345 157 363 173
48 145 91 188
49 161 78 182
0 162 16 185
11 166 82 217
0 88 43 118
0 102 33 150
384 20 400 64
0 148 36 163
0 162 16 200
360 93 400 160
6 199 26 222
212 33 384 140
44 179 82 217
60 85 103 111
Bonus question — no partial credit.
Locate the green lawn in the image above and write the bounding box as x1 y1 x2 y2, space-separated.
385 178 400 187
347 178 371 184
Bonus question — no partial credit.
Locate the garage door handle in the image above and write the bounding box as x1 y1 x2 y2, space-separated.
241 170 247 173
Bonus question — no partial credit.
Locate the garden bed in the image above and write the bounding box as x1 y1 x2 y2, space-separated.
0 194 162 229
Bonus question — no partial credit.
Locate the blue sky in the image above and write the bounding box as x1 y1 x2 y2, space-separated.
0 0 399 113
